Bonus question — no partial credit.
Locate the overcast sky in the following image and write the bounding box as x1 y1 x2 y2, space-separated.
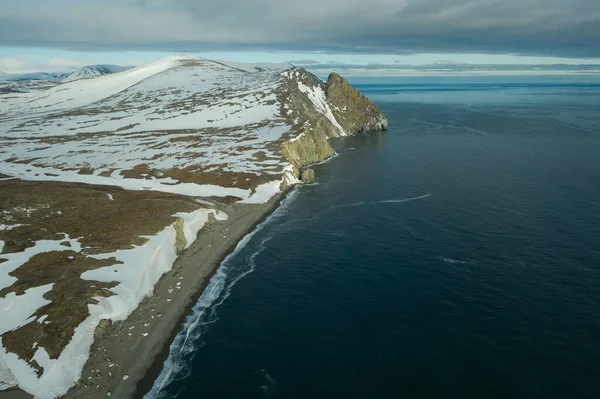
1 0 599 75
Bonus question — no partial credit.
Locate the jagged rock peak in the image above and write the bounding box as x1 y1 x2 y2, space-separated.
325 72 388 134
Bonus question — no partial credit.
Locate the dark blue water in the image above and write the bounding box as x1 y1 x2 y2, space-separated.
148 82 600 399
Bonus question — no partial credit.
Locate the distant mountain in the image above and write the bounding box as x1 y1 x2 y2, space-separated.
2 72 69 82
0 65 131 83
61 65 132 82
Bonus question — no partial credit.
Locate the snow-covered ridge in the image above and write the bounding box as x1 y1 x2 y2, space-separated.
0 65 129 84
61 65 131 83
5 56 194 112
0 55 298 203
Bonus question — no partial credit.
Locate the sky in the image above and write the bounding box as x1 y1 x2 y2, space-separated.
1 0 600 76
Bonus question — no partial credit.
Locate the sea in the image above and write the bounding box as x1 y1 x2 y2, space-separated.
146 76 600 399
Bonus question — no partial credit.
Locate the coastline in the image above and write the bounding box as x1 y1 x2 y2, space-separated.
0 62 388 398
61 193 287 399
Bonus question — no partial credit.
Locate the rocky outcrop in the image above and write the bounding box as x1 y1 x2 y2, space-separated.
300 168 315 184
280 68 387 183
174 217 187 254
326 72 389 133
282 125 335 171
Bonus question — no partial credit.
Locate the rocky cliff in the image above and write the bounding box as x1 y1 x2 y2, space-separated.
280 68 388 185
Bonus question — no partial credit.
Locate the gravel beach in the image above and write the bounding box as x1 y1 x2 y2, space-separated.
59 197 282 399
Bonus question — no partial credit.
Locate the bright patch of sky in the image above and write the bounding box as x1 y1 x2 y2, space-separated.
2 47 600 76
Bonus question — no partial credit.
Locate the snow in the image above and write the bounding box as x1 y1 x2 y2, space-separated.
296 79 347 136
0 162 250 199
0 284 54 393
239 180 282 204
0 208 227 398
288 132 305 143
1 57 296 202
282 164 300 188
7 56 191 113
0 58 340 395
173 209 228 250
0 353 17 391
0 284 54 336
61 65 131 83
0 236 81 291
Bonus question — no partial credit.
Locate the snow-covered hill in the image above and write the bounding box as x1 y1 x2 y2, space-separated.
0 72 68 82
0 55 387 398
61 65 131 82
0 65 129 83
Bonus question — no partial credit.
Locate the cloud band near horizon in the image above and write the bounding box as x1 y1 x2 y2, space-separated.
1 0 599 58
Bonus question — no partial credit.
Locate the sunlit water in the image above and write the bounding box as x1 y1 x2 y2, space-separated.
147 79 600 399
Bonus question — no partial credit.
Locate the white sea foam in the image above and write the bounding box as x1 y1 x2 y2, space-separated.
336 193 432 209
144 190 298 399
379 193 432 203
257 369 276 395
439 257 477 265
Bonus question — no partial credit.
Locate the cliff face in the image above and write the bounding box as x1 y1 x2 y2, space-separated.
326 72 389 134
280 68 388 183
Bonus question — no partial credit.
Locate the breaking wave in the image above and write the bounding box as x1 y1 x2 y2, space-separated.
144 190 298 399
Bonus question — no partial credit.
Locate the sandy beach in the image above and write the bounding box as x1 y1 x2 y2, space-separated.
51 196 282 399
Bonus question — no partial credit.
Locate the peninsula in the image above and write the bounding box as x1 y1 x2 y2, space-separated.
0 56 387 398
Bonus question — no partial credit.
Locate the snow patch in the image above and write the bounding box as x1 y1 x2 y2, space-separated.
282 164 300 188
296 80 347 136
0 209 227 398
239 180 282 204
287 132 305 143
0 236 81 290
0 162 250 199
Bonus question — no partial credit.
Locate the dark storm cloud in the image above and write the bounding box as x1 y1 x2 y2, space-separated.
1 0 599 57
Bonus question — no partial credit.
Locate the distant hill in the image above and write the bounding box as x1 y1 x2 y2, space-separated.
1 71 68 82
0 65 131 82
61 65 132 82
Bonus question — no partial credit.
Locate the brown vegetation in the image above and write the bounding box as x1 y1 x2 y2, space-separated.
0 179 214 365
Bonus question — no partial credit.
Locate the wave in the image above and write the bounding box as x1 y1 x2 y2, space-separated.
379 193 432 204
144 190 298 399
256 369 276 396
336 193 432 209
439 257 478 265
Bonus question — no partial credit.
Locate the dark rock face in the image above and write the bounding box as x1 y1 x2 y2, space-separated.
280 68 388 184
300 168 315 184
325 72 388 134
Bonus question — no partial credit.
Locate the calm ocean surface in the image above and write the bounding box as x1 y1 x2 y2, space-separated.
148 78 600 399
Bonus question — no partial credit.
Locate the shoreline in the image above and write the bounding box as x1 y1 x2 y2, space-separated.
61 192 288 399
134 193 289 399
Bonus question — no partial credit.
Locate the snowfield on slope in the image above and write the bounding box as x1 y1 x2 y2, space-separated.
0 56 308 201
